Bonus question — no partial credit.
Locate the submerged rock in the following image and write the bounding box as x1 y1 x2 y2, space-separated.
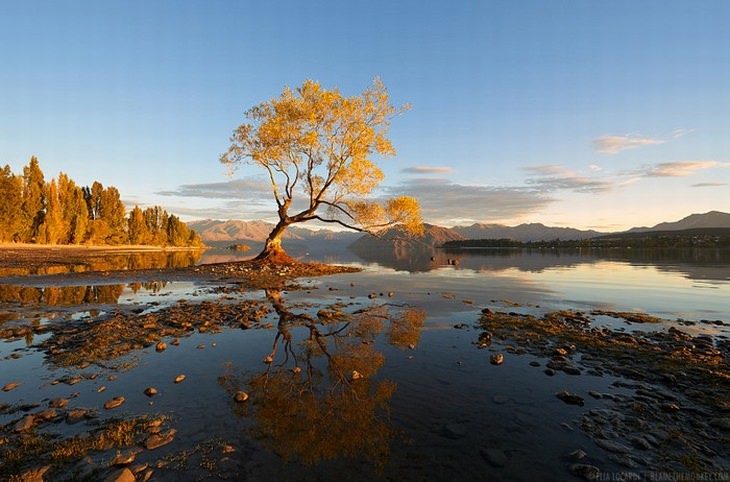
104 396 125 409
234 391 249 402
556 391 585 406
490 353 504 365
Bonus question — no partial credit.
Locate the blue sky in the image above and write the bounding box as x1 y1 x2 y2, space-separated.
2 0 729 231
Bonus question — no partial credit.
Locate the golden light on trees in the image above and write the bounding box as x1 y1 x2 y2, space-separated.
220 78 424 261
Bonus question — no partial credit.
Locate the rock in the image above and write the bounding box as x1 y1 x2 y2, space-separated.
35 408 58 421
2 381 21 392
569 449 587 460
155 341 167 352
196 344 206 349
630 436 652 450
556 391 585 406
234 391 249 402
351 370 364 381
570 463 600 481
263 356 273 364
594 438 631 454
111 448 141 465
14 414 35 432
66 409 89 424
544 368 555 376
144 429 176 450
49 398 68 408
529 361 540 367
563 365 581 375
588 391 602 399
104 396 125 410
490 353 504 365
174 374 186 383
104 467 136 482
480 448 508 467
144 387 158 397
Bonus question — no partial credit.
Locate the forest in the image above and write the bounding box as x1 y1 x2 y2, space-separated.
0 157 202 247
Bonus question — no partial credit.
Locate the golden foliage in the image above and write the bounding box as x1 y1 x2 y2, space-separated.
221 78 423 244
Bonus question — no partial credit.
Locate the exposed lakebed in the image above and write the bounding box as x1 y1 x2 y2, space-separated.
1 247 729 481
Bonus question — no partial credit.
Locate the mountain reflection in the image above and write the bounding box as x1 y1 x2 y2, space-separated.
0 281 166 306
219 289 425 470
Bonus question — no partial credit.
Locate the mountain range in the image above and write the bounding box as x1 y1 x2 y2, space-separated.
187 211 730 249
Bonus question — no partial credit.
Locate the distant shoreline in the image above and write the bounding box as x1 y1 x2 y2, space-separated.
0 243 207 253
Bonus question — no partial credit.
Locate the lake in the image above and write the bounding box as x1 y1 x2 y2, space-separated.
1 247 729 480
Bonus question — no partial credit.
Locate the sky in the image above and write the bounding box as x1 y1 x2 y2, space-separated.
1 0 729 232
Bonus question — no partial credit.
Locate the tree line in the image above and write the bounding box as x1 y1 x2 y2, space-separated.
0 157 202 247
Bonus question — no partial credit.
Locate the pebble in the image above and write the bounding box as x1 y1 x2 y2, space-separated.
570 463 600 481
103 467 136 482
490 353 504 365
144 387 158 397
2 381 21 392
480 448 508 467
111 449 141 466
174 374 186 383
144 429 177 450
351 370 364 380
234 391 249 402
48 398 68 408
104 396 125 410
556 391 585 406
14 414 35 432
155 342 167 352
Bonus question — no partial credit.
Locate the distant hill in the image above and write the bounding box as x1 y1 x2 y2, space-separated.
452 222 603 242
186 219 360 247
349 223 464 252
628 211 730 233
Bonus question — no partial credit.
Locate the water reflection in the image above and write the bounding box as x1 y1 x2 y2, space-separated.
219 289 425 469
352 245 730 283
0 250 202 278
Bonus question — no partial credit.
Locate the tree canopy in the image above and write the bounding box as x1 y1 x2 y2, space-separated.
220 78 423 261
0 157 202 248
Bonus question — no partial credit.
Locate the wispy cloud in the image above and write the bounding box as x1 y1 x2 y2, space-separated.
157 178 272 199
593 135 665 154
671 128 696 138
523 164 615 193
380 178 554 225
691 182 727 188
401 166 454 174
638 161 727 177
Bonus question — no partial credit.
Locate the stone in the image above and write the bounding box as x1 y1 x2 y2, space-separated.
480 448 508 467
556 391 585 406
104 396 125 410
35 408 58 421
103 467 136 482
490 353 504 365
234 391 249 402
111 448 141 465
66 409 89 424
144 387 158 397
48 398 68 408
570 463 600 481
2 381 21 392
710 417 730 431
544 368 555 376
594 438 631 454
351 370 364 380
16 465 50 482
569 449 587 460
155 341 167 352
174 374 186 383
14 414 35 432
563 365 582 375
144 429 177 450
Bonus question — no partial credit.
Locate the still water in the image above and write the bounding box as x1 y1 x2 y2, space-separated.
1 248 729 480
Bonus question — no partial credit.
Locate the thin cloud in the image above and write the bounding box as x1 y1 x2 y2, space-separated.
593 135 665 154
380 178 555 225
157 178 272 199
639 161 727 177
691 182 727 188
523 164 614 193
671 128 696 138
401 166 454 174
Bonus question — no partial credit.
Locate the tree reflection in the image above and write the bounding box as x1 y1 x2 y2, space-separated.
219 290 425 470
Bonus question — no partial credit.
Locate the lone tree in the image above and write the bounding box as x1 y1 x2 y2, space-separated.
220 78 423 261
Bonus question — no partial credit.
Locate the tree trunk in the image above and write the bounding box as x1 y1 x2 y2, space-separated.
255 219 294 263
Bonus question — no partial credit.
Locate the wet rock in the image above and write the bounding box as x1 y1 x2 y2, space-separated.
570 463 600 481
174 374 186 383
111 448 142 466
234 391 249 402
351 370 364 381
196 344 206 349
144 387 158 397
588 391 602 399
49 398 68 408
630 436 652 450
490 353 504 365
563 365 582 375
710 417 730 431
2 381 21 392
544 368 555 376
155 341 167 352
480 448 508 467
35 408 58 421
66 409 89 424
453 323 467 329
14 414 35 432
263 356 274 364
569 449 587 460
104 396 125 410
144 429 177 450
594 438 631 454
104 467 136 482
556 391 585 406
